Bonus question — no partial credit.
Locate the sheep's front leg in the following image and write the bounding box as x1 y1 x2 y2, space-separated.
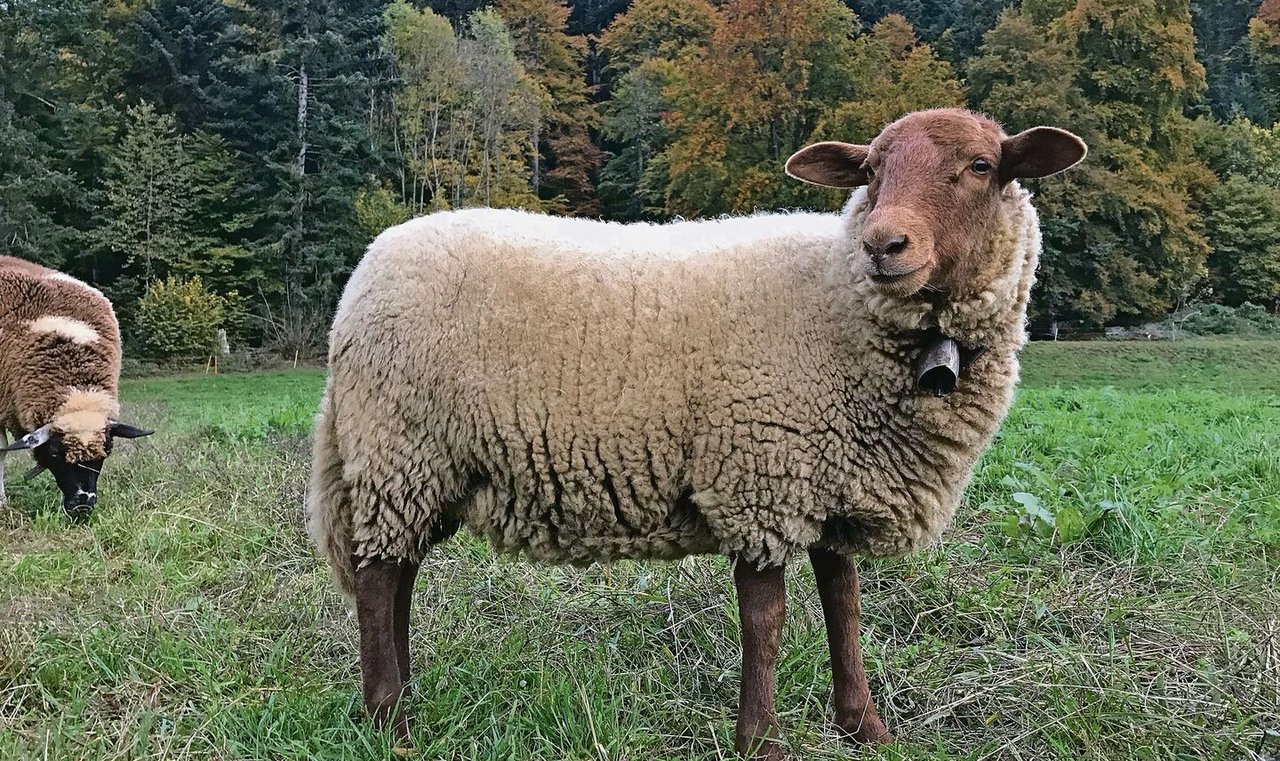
808 547 892 744
733 560 787 761
356 557 410 742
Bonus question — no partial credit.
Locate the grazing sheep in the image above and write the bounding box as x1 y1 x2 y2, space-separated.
307 108 1086 758
0 257 152 520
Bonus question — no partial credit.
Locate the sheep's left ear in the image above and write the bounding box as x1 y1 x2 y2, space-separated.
785 142 872 188
999 127 1087 185
109 422 154 439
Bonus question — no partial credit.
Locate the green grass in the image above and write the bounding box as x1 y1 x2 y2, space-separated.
2 339 1279 760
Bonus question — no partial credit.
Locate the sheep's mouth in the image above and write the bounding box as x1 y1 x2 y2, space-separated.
869 270 917 283
868 266 925 286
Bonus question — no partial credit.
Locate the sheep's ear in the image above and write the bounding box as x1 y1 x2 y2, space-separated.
109 422 154 439
4 425 52 451
785 142 872 188
999 127 1087 184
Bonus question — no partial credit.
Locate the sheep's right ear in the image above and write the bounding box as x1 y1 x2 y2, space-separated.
785 142 872 188
999 127 1087 184
4 425 52 451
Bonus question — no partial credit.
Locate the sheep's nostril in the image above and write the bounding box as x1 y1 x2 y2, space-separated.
883 235 908 256
863 240 885 262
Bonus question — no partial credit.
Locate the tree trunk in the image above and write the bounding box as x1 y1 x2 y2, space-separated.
295 65 309 177
531 122 541 195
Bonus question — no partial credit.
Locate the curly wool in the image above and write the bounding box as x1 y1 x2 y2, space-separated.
0 257 122 460
308 186 1039 597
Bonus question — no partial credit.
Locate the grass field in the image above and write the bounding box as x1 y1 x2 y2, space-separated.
2 339 1279 760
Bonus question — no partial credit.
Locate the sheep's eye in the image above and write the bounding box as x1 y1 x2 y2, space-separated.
862 163 875 180
971 158 993 175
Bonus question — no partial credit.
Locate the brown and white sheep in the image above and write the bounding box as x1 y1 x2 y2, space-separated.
0 257 152 520
306 108 1086 758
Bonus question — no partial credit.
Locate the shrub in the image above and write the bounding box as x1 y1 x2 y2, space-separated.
1155 302 1280 337
258 296 330 360
133 276 235 359
354 185 411 241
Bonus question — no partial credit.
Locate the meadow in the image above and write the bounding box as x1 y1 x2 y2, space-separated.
1 339 1278 760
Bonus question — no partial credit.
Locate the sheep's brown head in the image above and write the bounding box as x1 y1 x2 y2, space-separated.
785 108 1086 299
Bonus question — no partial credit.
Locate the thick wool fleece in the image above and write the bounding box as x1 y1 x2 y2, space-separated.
308 186 1039 596
0 257 122 461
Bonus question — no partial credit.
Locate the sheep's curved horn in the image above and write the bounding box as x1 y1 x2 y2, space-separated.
3 425 52 451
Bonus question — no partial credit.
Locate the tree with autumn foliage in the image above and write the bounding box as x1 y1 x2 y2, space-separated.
971 0 1213 327
5 0 1280 347
597 0 715 219
817 14 964 143
383 2 542 213
658 0 861 217
496 0 604 215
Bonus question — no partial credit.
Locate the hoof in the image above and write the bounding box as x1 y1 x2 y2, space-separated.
740 740 785 761
835 712 893 745
370 700 412 744
736 727 786 760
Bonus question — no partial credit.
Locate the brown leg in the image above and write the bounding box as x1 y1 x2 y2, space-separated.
356 557 410 741
394 561 419 685
808 547 892 744
733 560 787 761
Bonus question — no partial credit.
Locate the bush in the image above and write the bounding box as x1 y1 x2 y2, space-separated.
1155 302 1280 337
258 296 330 360
354 185 411 240
133 276 238 359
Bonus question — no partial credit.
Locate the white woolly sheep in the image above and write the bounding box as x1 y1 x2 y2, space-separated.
306 108 1086 759
0 257 152 519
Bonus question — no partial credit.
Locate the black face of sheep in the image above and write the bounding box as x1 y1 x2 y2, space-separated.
3 423 153 521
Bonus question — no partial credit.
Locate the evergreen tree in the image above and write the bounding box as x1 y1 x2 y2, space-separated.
0 0 114 273
95 103 200 290
114 0 237 132
934 0 1019 65
1251 0 1280 122
567 0 633 36
1190 0 1266 122
208 0 390 311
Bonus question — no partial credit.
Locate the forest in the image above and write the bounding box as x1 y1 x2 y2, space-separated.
3 0 1279 355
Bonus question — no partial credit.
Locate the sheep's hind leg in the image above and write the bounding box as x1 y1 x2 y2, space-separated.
395 513 458 686
808 547 892 744
733 560 787 761
356 558 410 742
394 561 419 686
0 429 8 506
